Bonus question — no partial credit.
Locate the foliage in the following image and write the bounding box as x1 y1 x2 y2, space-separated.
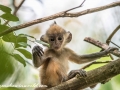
0 5 48 89
0 4 50 68
0 5 19 21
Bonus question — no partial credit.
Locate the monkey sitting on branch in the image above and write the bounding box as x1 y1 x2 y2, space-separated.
32 22 116 90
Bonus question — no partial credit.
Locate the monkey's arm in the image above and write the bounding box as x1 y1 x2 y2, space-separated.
32 45 48 68
68 47 116 64
66 47 117 80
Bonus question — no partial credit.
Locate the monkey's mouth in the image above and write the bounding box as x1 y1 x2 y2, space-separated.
54 46 60 50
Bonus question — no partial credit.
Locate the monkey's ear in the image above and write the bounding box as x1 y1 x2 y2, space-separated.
40 35 48 43
51 21 57 26
54 21 57 24
66 31 72 43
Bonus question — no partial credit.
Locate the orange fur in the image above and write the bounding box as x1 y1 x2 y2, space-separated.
40 57 67 87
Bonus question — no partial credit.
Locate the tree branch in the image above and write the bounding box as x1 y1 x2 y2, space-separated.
81 61 112 69
13 0 25 16
48 58 120 90
106 25 120 45
0 1 120 36
84 37 120 57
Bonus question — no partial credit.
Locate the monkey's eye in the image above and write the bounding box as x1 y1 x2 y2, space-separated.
58 37 62 40
50 38 54 41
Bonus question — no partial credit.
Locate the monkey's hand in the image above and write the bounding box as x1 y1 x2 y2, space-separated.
32 45 44 67
68 69 87 80
105 47 118 53
32 45 44 58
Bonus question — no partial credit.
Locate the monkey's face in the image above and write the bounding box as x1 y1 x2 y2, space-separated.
48 34 63 51
40 23 72 50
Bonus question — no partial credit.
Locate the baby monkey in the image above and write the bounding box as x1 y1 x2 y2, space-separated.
32 22 115 90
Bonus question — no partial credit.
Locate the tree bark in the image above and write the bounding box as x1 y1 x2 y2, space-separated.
48 59 120 90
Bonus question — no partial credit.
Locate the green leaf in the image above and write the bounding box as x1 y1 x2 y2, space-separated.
18 42 31 48
0 52 14 84
0 25 9 32
0 5 12 13
16 48 32 59
36 40 50 47
13 54 26 67
15 35 27 48
1 13 19 21
2 32 16 43
19 34 35 39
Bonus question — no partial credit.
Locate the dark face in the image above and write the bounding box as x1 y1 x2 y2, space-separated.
48 34 63 50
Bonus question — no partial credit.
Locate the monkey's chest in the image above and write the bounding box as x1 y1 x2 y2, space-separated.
40 57 69 86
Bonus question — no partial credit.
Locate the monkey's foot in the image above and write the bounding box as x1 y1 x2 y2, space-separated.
68 69 87 80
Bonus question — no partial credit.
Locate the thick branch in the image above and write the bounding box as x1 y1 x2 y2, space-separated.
84 37 120 57
0 1 120 36
48 59 120 90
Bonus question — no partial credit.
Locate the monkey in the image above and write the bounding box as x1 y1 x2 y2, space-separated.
32 22 116 90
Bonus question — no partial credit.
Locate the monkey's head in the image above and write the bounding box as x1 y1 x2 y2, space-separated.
40 22 72 51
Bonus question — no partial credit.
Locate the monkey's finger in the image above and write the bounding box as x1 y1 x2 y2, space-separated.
35 47 43 56
37 45 43 52
38 52 42 57
36 46 42 53
38 50 43 56
40 50 44 56
40 49 44 54
34 49 42 57
107 47 118 52
36 46 44 55
34 48 42 57
79 69 87 77
68 70 77 79
33 45 44 55
68 71 73 77
68 73 75 79
105 47 118 54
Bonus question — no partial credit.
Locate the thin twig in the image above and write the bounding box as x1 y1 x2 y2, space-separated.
65 0 86 13
106 25 120 45
13 0 25 16
106 25 120 60
81 61 112 69
12 0 17 8
110 41 120 48
3 0 25 25
0 1 120 36
109 54 114 60
3 19 11 27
